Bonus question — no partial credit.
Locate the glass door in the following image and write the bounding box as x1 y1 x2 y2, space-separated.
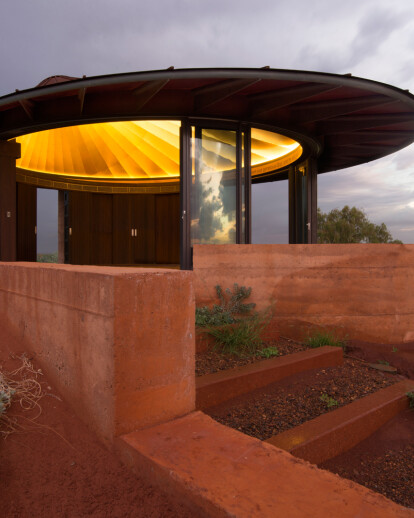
180 122 250 269
191 127 237 245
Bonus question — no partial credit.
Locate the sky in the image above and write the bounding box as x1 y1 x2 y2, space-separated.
2 0 414 251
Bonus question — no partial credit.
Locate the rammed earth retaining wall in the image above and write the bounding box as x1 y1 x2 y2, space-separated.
0 263 195 444
193 244 414 344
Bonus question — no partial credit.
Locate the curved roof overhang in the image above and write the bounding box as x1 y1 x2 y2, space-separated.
1 67 414 177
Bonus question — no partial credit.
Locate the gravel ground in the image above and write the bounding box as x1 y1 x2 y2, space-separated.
196 337 308 376
205 358 402 441
320 409 414 509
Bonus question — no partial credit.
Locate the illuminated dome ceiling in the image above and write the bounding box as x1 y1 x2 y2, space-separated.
15 121 301 182
1 67 414 184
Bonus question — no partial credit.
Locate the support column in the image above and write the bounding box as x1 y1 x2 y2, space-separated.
58 190 65 263
0 140 20 261
179 120 191 270
288 166 296 243
307 158 318 244
289 164 307 243
289 159 318 244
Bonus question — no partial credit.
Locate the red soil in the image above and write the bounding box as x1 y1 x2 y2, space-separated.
0 351 193 518
347 340 414 380
320 408 414 509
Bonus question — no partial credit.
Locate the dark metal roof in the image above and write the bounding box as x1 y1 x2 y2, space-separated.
1 67 414 174
36 75 80 87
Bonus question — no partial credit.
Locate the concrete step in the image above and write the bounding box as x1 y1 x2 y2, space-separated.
196 345 343 410
265 379 414 464
116 411 412 518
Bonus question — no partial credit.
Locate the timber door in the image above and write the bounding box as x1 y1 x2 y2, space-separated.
67 192 180 266
113 194 155 265
68 192 112 265
155 194 180 264
132 194 155 264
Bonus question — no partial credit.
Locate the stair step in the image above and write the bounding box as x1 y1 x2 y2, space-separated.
265 379 414 464
116 411 410 518
196 346 343 410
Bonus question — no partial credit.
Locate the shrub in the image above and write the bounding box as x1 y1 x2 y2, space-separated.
306 331 345 350
195 284 256 328
407 392 414 409
206 313 268 357
37 252 58 263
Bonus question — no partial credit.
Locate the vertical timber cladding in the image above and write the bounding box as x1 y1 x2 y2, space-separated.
113 194 156 265
68 192 113 265
16 183 37 261
67 192 180 265
155 194 180 264
0 140 20 261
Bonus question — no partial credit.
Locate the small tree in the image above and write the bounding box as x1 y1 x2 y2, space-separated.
318 206 402 244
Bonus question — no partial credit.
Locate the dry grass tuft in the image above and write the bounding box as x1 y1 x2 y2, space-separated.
0 354 44 438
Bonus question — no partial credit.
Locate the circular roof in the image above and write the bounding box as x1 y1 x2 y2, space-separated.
1 67 414 175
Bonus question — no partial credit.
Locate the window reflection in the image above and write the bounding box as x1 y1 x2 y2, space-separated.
191 129 237 244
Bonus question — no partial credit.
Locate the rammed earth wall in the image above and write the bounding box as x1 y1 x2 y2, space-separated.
0 263 195 444
0 260 412 516
193 244 414 344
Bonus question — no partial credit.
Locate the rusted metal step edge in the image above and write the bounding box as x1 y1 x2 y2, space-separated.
265 379 414 465
196 345 343 410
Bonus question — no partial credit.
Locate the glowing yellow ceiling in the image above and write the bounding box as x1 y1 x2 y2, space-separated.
15 121 301 180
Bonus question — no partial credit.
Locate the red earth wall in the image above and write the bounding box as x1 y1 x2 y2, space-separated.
193 244 414 344
0 263 195 444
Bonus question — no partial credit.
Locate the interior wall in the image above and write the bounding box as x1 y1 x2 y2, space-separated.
193 244 414 344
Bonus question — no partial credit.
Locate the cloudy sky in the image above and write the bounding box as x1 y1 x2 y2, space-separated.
2 0 414 250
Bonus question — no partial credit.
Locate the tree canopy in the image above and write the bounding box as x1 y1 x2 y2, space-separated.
317 206 402 244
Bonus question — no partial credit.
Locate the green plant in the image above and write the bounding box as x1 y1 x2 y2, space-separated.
378 360 390 366
319 393 339 408
37 252 58 263
407 392 414 409
206 314 268 357
195 305 234 327
260 346 279 359
392 347 399 353
306 331 345 350
195 284 256 328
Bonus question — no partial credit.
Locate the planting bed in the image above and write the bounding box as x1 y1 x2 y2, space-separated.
347 339 414 379
196 336 308 376
320 408 414 509
205 358 403 441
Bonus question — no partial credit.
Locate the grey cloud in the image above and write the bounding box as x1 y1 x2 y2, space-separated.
252 180 289 244
3 0 414 248
318 162 414 243
297 4 412 74
348 8 410 67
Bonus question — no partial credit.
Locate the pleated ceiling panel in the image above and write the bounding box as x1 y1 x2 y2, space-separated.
15 121 301 180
